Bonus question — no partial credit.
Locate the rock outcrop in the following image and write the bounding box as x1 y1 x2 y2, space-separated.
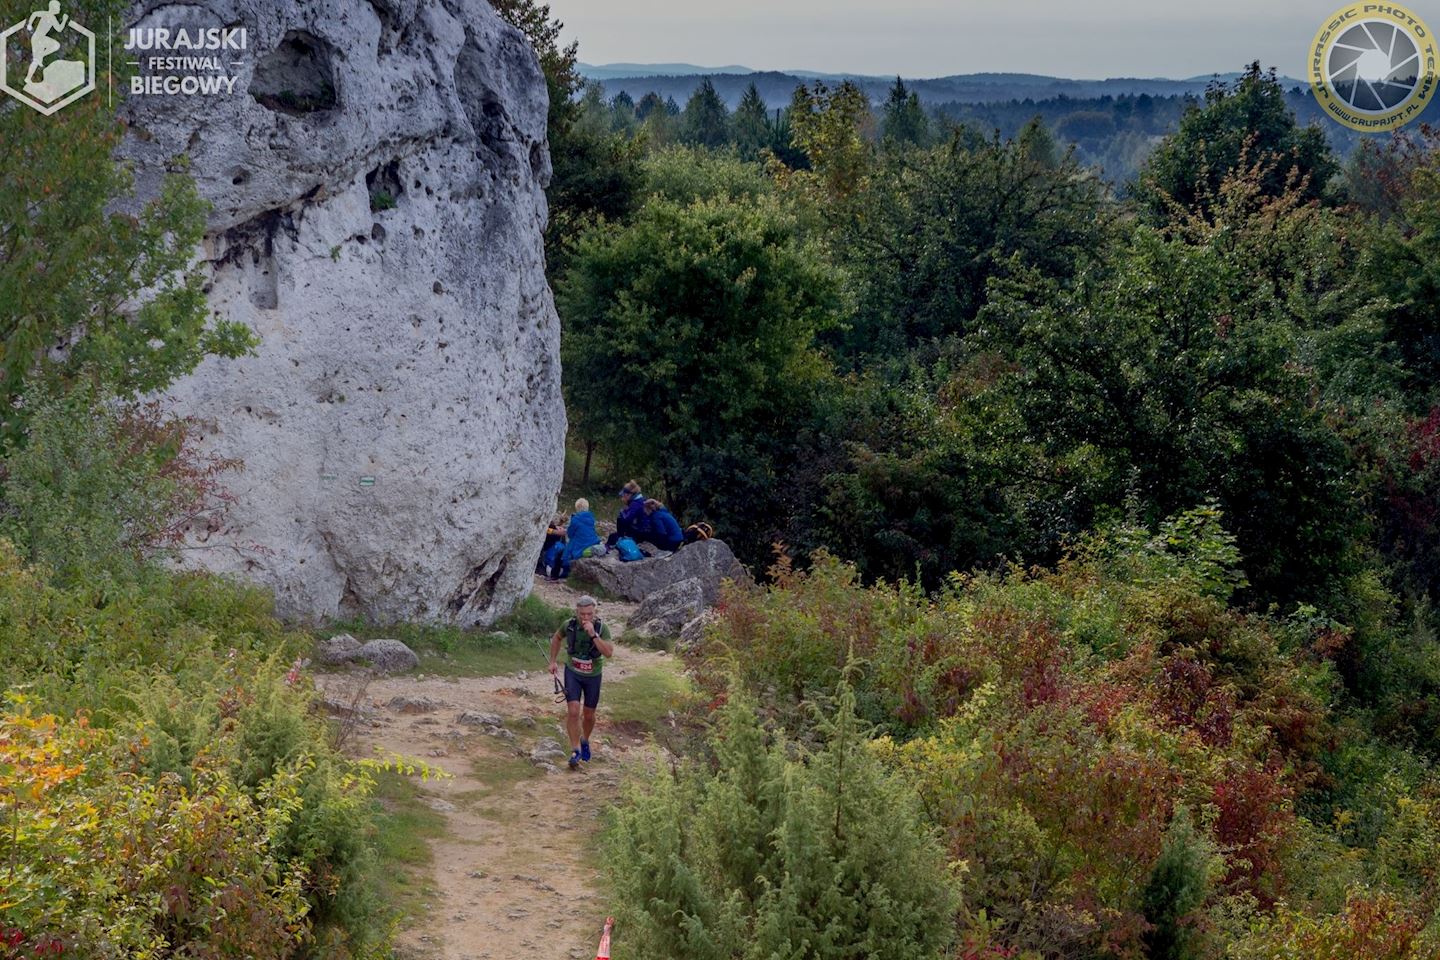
121 0 563 626
571 540 749 604
631 577 706 641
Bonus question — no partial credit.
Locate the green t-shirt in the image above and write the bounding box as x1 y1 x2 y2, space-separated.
560 617 611 676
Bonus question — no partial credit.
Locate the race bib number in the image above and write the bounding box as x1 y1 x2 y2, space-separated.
571 657 594 674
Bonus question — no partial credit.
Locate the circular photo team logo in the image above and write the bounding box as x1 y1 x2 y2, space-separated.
1310 3 1437 131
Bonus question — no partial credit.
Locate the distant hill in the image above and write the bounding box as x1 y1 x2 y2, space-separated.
578 62 755 81
581 67 1308 109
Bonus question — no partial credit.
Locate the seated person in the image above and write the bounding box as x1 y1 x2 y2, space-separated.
641 499 685 552
555 498 601 579
538 513 567 577
606 479 652 548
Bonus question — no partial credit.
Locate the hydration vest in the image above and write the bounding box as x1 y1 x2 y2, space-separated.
566 617 604 662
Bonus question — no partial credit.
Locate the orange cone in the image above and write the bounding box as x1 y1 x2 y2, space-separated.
595 917 614 959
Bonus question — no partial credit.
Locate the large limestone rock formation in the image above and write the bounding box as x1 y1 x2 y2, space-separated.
122 0 564 625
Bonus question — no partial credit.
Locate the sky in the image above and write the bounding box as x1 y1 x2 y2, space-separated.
544 0 1391 80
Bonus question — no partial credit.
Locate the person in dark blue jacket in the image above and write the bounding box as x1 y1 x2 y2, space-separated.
641 499 685 552
607 479 652 548
537 514 567 577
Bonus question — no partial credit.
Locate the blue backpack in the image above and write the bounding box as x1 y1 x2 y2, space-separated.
615 537 644 562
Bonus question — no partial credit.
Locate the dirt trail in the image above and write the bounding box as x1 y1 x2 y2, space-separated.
316 579 669 960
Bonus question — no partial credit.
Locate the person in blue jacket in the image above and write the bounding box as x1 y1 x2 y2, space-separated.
547 498 601 580
641 499 685 552
606 480 652 548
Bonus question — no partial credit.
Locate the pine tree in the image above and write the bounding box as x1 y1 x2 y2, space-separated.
610 90 638 135
880 76 930 147
603 680 958 960
733 82 771 160
636 91 667 121
492 0 641 273
1141 808 1222 960
682 78 732 149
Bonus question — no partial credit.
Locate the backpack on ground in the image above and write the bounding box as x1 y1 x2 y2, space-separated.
615 537 644 562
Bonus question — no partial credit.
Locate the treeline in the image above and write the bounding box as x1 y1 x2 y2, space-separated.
497 1 1440 954
559 65 1415 186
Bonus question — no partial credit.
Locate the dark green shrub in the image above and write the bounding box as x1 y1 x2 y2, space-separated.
1141 808 1222 960
603 682 957 960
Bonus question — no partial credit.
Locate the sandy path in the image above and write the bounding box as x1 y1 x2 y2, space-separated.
316 581 667 960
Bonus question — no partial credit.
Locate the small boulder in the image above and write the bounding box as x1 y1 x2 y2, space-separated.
357 638 420 674
632 578 706 641
388 695 441 714
530 737 568 765
316 633 363 665
457 711 506 728
320 696 377 720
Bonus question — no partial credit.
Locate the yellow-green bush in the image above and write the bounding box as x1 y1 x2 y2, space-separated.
1 702 312 958
0 542 390 958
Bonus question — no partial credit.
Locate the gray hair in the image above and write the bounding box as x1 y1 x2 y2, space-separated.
575 595 598 610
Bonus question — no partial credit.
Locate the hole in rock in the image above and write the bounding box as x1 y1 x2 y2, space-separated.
366 159 404 213
249 31 338 116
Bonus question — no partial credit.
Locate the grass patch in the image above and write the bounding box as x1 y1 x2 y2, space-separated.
467 751 546 800
369 769 446 929
325 594 569 679
604 662 700 731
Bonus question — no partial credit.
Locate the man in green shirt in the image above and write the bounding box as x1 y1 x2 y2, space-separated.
548 595 615 770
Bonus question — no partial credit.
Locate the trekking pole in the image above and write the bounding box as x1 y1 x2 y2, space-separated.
533 637 566 703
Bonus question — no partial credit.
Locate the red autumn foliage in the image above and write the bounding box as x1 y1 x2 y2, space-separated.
1212 761 1294 906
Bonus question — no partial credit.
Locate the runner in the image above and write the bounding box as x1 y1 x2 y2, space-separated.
547 595 615 770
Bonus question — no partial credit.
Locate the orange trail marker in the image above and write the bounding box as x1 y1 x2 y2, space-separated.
595 917 614 959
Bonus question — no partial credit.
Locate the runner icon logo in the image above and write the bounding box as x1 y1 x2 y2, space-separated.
0 3 96 115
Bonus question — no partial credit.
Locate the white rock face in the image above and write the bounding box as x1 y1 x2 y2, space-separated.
121 0 564 626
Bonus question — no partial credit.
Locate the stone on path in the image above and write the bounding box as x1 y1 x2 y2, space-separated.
357 638 420 674
316 633 363 665
389 695 443 714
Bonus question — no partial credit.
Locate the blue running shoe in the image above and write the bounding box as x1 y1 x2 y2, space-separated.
581 741 591 762
568 750 580 770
